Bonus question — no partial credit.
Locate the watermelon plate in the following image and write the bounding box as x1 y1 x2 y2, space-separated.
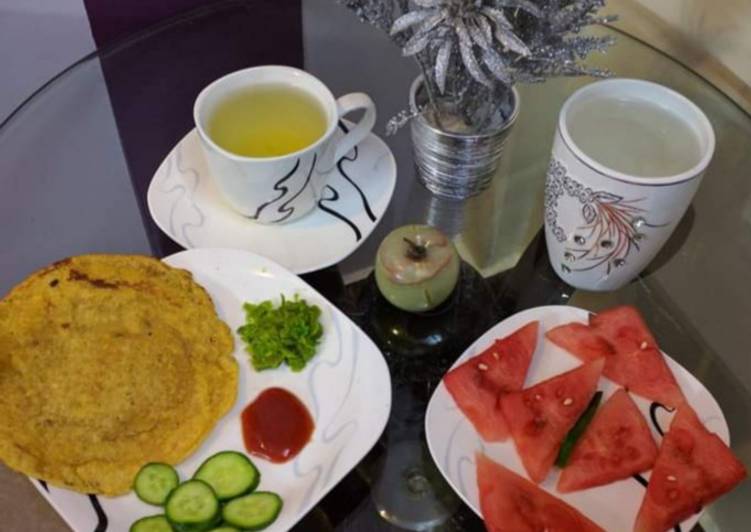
425 306 732 532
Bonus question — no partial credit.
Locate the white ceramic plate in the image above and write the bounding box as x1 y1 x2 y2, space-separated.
32 248 392 531
147 124 396 274
425 305 729 532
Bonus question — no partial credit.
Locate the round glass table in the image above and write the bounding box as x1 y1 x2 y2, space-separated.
1 1 749 531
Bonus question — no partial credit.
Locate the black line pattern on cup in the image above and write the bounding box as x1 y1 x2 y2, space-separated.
318 185 362 241
336 121 376 222
246 159 301 221
271 154 317 223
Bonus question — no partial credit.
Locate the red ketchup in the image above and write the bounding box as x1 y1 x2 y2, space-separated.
241 387 314 463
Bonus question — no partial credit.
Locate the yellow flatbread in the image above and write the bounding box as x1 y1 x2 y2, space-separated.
0 255 237 495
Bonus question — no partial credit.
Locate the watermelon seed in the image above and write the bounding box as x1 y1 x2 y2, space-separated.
640 341 648 349
534 394 542 401
667 475 677 482
477 363 489 371
492 351 499 360
563 398 573 406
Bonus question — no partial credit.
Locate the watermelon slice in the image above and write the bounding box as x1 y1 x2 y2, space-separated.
444 321 539 441
546 306 684 408
591 307 684 408
588 306 658 354
634 406 746 532
500 358 605 483
606 346 684 409
476 453 604 532
557 388 658 492
546 322 614 362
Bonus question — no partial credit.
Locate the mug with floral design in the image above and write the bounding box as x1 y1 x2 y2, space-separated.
544 79 715 291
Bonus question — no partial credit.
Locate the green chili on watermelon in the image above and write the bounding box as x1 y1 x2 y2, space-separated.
556 391 604 468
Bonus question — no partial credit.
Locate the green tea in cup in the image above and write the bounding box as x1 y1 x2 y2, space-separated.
207 83 328 158
194 65 376 224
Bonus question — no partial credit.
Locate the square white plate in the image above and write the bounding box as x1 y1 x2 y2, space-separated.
32 248 392 531
425 305 729 532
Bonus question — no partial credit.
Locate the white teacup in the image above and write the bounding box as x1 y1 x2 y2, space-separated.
544 79 715 291
194 66 376 224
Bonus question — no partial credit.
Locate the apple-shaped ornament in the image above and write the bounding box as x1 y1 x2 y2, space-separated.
375 225 460 312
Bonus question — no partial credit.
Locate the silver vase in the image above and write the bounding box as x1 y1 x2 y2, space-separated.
409 77 520 200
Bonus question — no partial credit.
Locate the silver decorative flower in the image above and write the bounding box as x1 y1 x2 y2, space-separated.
390 0 542 92
339 0 616 132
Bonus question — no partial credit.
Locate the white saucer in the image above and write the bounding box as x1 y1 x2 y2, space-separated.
147 124 396 274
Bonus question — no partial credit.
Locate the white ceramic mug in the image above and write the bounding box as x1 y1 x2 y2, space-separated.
194 66 376 224
544 79 715 291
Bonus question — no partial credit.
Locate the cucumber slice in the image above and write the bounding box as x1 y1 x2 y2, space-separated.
193 451 260 500
171 521 221 532
134 463 180 506
165 479 220 531
130 515 172 532
222 492 283 530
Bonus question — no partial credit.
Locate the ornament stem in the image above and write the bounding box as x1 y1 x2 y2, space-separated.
414 54 444 129
403 237 428 261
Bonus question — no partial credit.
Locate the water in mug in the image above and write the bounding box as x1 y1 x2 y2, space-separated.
207 84 328 157
567 96 703 177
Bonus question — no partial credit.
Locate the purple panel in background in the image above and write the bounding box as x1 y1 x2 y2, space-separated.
84 0 217 48
93 0 303 256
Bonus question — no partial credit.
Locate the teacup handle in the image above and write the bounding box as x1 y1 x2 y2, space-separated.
333 93 376 162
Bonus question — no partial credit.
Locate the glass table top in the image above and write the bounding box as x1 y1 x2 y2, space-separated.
0 1 749 531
